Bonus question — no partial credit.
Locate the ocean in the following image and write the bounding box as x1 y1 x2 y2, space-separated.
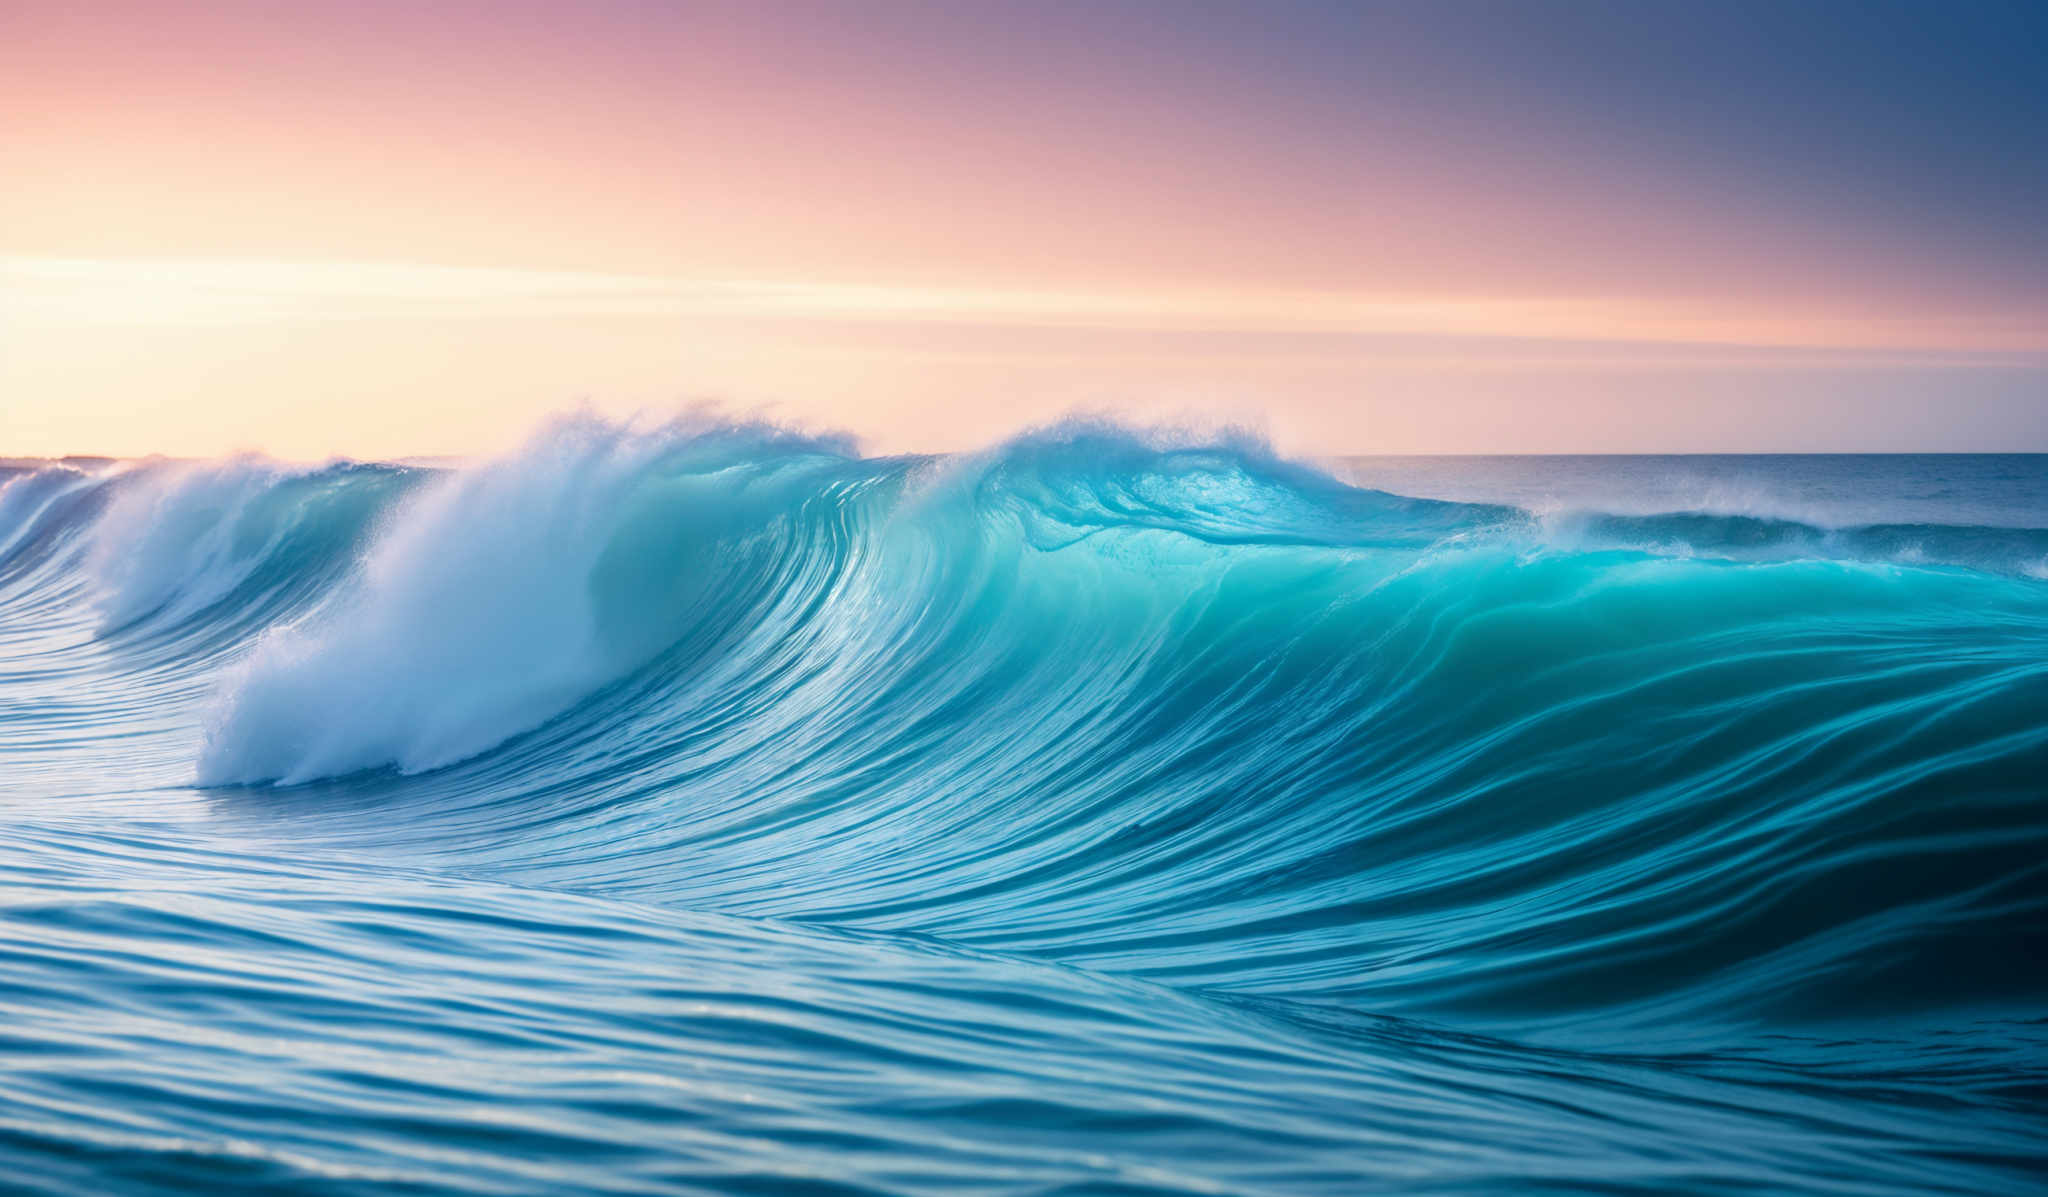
0 419 2043 1194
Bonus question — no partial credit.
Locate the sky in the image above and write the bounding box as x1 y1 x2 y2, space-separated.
3 0 2044 458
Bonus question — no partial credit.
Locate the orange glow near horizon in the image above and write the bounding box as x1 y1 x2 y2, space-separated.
3 1 2044 456
3 254 2042 460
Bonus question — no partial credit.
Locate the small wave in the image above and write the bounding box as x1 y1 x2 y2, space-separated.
0 464 96 572
86 457 328 630
1541 507 2048 575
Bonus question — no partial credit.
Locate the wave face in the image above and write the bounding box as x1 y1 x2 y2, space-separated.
0 423 2043 1194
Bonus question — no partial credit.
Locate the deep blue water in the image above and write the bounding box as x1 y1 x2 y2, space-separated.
0 421 2043 1194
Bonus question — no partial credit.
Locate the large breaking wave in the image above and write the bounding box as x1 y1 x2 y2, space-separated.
0 416 2043 1193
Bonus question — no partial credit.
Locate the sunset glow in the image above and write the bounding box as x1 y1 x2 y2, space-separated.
6 7 2048 1192
4 0 2044 455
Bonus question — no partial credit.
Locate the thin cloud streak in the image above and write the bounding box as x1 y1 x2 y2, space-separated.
8 257 2043 356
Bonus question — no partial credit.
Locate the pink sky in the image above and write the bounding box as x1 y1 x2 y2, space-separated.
4 0 2043 457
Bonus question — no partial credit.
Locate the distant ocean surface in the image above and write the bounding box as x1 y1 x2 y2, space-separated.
1 424 2042 1194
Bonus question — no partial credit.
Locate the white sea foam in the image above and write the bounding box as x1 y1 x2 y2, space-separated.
196 416 700 785
194 412 851 786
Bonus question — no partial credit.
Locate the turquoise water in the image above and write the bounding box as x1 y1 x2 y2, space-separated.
1 420 2043 1194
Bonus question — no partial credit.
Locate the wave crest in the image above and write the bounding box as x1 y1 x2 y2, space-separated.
58 416 2030 1027
196 414 852 784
